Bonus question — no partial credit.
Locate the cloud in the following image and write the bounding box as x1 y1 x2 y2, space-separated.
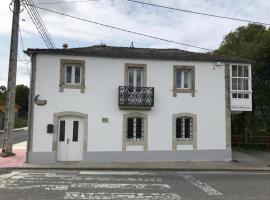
0 0 270 86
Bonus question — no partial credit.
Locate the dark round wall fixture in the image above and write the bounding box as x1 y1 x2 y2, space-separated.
34 95 47 106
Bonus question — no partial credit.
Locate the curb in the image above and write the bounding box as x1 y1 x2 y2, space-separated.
0 127 28 134
2 166 270 171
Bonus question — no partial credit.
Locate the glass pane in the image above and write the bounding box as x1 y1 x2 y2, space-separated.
184 117 190 139
237 79 243 90
65 66 72 83
243 79 249 90
59 120 65 142
136 70 142 87
128 70 134 87
72 121 79 142
176 69 182 88
127 118 133 139
232 93 238 98
75 66 81 84
244 94 249 99
238 65 244 77
232 65 237 77
176 118 182 139
184 71 190 89
232 78 237 90
244 66 249 77
136 117 142 139
238 93 243 98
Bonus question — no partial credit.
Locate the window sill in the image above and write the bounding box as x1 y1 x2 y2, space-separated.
59 84 85 93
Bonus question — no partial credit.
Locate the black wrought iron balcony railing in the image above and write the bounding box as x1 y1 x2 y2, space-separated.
118 86 154 109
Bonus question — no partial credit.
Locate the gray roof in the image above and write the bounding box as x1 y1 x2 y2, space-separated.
24 45 252 63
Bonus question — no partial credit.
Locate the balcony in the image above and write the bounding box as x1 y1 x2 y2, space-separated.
118 86 154 110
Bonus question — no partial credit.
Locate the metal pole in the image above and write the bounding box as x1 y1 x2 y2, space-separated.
1 0 20 157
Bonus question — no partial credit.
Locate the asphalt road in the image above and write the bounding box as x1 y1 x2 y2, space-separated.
0 129 27 145
0 170 269 200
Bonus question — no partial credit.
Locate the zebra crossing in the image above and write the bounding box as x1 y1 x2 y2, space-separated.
0 170 181 199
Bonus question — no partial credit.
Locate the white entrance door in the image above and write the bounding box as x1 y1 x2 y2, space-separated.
57 116 83 161
128 67 143 88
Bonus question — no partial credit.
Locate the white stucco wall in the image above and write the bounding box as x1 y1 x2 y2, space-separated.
32 55 226 152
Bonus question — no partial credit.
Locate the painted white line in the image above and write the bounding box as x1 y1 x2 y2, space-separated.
181 175 223 196
64 192 181 200
177 171 270 175
70 183 170 190
79 171 156 175
0 182 68 190
15 175 163 182
0 171 22 181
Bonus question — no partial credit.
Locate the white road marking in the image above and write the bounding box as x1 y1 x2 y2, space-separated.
64 192 181 200
0 182 68 190
181 175 223 196
13 175 162 182
70 183 170 189
0 171 22 181
79 171 156 175
178 171 270 175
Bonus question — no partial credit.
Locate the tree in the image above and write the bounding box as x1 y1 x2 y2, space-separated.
215 23 270 137
0 84 29 117
15 85 29 117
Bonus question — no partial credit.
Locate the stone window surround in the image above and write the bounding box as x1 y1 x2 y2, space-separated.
173 65 195 97
52 111 88 153
124 63 147 86
59 59 86 93
122 112 148 151
172 113 197 150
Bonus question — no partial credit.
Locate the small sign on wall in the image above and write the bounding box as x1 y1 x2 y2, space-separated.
102 118 109 123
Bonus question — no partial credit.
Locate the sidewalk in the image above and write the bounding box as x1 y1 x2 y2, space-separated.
0 127 28 134
0 141 26 168
0 141 269 171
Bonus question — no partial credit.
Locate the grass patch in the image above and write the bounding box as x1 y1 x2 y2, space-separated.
14 117 28 128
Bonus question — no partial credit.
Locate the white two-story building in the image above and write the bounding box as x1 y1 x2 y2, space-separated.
25 45 252 163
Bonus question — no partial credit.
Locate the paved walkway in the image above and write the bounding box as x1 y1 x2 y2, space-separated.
0 142 269 171
0 141 26 168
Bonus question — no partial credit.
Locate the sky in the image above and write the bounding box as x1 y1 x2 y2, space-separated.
0 0 269 86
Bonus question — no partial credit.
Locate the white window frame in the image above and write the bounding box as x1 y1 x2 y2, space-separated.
176 69 191 89
64 64 82 85
230 64 252 99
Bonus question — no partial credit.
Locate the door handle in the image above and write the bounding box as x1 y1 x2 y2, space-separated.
67 138 70 144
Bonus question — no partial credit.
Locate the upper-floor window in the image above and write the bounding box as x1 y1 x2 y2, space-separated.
176 69 191 89
60 59 85 93
64 65 81 84
231 65 251 99
173 65 195 97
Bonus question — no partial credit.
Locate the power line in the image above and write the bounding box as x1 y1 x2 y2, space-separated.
18 27 30 76
26 3 214 51
22 0 56 48
35 0 98 5
125 0 270 26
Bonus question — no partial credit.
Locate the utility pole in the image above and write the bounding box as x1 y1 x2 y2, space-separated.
1 0 21 157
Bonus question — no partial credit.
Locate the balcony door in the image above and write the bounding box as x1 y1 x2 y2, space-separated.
128 67 143 88
57 116 83 161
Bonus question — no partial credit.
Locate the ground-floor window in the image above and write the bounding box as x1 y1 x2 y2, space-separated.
172 113 197 150
123 113 148 151
127 117 144 141
176 116 193 141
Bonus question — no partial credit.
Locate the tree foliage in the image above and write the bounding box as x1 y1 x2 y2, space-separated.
0 84 29 117
215 23 270 136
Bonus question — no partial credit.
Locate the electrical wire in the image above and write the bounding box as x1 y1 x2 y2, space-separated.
35 0 97 5
25 3 214 51
126 0 270 26
32 0 270 26
22 0 56 48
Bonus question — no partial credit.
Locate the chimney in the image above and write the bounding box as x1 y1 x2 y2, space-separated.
63 43 68 49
